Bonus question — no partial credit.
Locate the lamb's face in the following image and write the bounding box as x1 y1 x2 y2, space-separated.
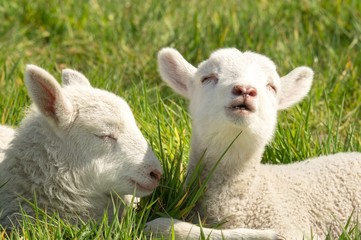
64 87 162 197
188 49 280 142
158 47 313 157
25 66 162 198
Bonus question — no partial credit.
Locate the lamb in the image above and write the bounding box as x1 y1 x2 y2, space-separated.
151 47 361 239
0 65 163 228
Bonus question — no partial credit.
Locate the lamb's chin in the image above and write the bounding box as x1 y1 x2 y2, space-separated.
225 108 255 125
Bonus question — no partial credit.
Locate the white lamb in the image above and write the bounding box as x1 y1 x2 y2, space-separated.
151 47 361 239
0 65 163 228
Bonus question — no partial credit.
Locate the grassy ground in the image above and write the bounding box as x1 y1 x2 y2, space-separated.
0 0 361 239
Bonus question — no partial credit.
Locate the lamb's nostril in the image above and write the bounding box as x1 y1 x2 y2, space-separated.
232 85 247 96
248 87 257 97
149 169 162 182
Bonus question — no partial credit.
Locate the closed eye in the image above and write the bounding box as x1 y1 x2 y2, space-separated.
95 134 117 141
201 73 218 84
267 83 277 93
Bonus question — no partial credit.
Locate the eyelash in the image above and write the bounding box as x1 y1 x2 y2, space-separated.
201 74 218 84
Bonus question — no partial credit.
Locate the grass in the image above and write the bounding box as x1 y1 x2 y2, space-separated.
0 0 361 239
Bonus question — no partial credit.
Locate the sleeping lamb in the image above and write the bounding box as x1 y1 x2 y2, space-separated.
150 47 361 239
0 65 163 227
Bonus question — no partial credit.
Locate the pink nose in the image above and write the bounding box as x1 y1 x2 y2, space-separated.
232 85 257 97
149 169 162 183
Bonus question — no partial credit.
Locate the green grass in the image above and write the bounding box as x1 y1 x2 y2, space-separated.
1 0 361 239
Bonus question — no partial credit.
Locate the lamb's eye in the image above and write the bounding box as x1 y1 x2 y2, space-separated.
95 134 117 141
267 83 277 93
201 73 218 84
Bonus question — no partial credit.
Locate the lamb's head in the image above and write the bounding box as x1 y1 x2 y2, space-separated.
158 48 313 163
24 65 162 198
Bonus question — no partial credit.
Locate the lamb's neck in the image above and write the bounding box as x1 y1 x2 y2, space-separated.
186 132 267 225
187 131 266 188
1 113 108 217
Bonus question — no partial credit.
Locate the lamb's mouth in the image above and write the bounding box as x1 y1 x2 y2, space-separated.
226 102 255 114
232 104 250 111
130 180 155 192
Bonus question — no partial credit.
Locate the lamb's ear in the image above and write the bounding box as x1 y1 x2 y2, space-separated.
278 67 314 110
25 65 74 126
158 48 197 99
62 69 91 87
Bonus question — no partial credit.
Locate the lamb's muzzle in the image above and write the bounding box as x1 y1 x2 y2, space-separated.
131 168 162 192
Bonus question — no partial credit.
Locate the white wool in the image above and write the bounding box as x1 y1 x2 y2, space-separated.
0 125 15 163
150 47 361 239
0 65 162 228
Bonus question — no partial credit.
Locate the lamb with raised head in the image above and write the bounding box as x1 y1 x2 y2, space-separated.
153 47 361 239
0 65 163 227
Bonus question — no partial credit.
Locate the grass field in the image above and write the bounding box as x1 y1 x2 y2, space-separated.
1 0 361 239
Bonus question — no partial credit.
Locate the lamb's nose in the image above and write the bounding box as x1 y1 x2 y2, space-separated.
149 169 162 183
232 85 257 97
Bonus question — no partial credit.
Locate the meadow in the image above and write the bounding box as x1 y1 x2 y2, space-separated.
0 0 361 239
